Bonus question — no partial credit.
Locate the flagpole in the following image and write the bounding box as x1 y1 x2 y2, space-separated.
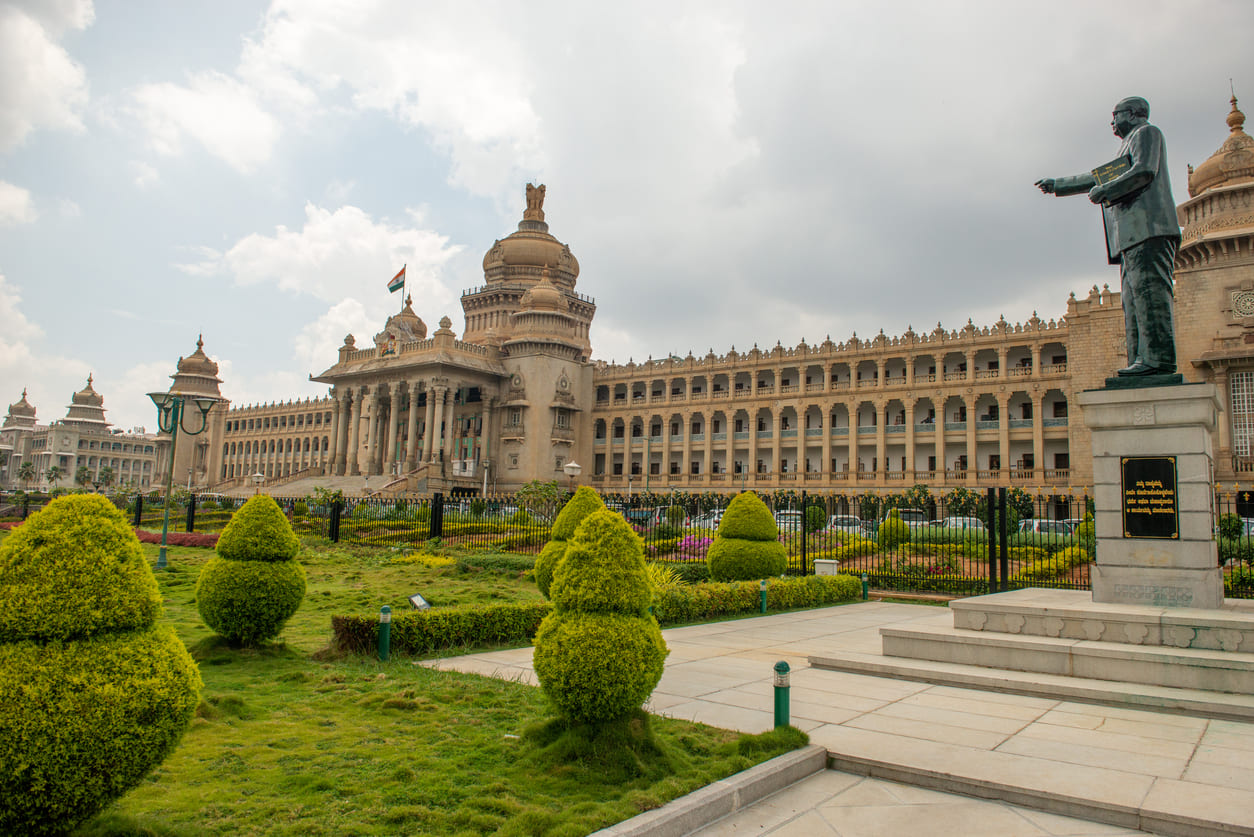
401 264 406 312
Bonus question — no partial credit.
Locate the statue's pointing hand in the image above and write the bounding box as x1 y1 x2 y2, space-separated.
1034 178 1055 194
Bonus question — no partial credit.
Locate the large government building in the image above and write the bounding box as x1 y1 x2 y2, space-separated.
5 97 1251 500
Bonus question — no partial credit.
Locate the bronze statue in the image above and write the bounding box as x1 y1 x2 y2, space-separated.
1036 97 1181 378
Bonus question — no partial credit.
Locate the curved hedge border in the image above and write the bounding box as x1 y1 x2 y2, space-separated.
330 573 862 656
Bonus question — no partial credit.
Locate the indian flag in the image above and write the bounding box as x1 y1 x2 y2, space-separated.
388 265 406 293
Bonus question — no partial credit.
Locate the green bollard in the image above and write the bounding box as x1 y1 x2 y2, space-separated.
378 605 391 661
759 579 768 614
862 573 869 601
773 661 791 727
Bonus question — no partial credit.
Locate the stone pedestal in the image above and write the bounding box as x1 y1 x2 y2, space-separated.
1075 383 1223 609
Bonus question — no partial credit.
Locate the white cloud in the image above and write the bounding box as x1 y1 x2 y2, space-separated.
130 160 159 189
196 202 461 319
291 298 375 378
0 272 91 428
0 4 89 150
0 180 36 225
130 71 280 173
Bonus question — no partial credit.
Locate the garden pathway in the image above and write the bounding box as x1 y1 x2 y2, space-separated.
424 601 1254 836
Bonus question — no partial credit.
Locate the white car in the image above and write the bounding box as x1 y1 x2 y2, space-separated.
774 510 805 532
827 515 866 535
1018 519 1072 536
936 516 985 531
691 510 725 530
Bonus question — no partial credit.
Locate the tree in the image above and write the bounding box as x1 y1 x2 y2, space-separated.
75 466 92 489
99 466 115 490
45 465 62 489
516 479 564 517
17 461 35 490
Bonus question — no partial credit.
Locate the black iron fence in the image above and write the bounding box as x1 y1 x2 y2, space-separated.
3 487 1251 599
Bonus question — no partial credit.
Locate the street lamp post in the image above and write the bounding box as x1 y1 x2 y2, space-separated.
563 460 582 493
148 391 216 570
251 471 265 494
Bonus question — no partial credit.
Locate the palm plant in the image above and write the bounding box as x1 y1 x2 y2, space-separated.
17 461 36 490
46 464 63 489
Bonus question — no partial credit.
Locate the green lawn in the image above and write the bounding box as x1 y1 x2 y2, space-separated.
0 535 807 836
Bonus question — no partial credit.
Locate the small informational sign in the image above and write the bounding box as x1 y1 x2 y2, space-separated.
1121 456 1179 539
408 594 431 610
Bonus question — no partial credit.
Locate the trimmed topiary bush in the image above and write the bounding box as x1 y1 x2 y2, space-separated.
533 509 668 724
196 494 306 645
535 486 605 598
707 492 786 581
0 494 201 836
877 509 909 550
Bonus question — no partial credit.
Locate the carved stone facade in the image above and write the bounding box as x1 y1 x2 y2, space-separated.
179 98 1254 498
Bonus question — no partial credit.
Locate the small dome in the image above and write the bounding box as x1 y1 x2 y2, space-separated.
519 267 568 312
177 335 221 378
1188 95 1254 197
72 375 103 408
7 388 35 418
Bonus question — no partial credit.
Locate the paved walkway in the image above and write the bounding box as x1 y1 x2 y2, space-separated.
423 602 1254 836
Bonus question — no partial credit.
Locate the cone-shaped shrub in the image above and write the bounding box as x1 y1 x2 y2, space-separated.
707 492 787 581
533 510 667 724
535 486 605 598
877 508 909 549
196 494 306 645
0 495 201 836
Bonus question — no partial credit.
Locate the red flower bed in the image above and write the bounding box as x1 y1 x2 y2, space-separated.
2 518 219 547
135 529 219 548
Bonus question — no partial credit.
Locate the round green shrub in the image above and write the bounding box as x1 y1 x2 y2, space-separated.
717 492 779 541
664 505 686 526
551 511 651 615
1218 513 1242 541
707 536 787 581
292 500 309 517
216 494 300 562
805 505 826 533
0 494 201 836
0 628 201 836
877 509 910 549
532 611 667 724
196 557 307 645
0 494 160 642
534 539 566 598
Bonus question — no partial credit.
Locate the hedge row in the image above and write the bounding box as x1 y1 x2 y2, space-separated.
1010 545 1091 584
0 520 219 549
330 574 862 656
331 601 552 656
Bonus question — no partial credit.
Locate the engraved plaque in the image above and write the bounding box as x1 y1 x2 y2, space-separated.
1121 456 1178 539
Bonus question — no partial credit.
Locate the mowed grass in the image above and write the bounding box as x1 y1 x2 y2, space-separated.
0 532 806 836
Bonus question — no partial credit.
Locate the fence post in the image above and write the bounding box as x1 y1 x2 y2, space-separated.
329 499 342 543
431 492 444 539
800 490 808 574
185 493 197 534
133 493 143 526
986 487 998 593
998 487 1009 592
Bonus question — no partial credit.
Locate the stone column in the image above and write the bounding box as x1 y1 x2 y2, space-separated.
821 403 832 477
997 347 1008 379
936 397 946 481
681 411 693 480
366 394 381 476
1031 344 1042 374
336 393 353 475
346 388 364 476
965 394 977 481
428 386 447 464
481 397 494 473
375 395 390 475
997 392 1011 476
875 400 886 477
442 388 458 465
326 392 342 475
405 380 422 470
1032 392 1045 480
421 386 437 463
746 412 755 481
770 409 781 477
965 350 975 382
703 412 713 478
904 402 915 476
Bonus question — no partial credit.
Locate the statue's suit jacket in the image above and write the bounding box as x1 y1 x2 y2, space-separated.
1052 123 1180 265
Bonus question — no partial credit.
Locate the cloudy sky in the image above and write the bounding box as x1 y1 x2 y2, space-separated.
1 0 1248 433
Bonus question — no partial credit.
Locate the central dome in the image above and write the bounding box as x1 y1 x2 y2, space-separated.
1188 96 1254 197
481 183 580 284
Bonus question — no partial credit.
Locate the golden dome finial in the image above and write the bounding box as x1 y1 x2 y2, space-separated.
1227 93 1245 133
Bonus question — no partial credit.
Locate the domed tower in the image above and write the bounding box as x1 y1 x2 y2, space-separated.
465 186 594 484
2 389 37 432
0 389 38 487
62 376 110 431
461 183 595 359
160 336 229 490
1174 94 1254 482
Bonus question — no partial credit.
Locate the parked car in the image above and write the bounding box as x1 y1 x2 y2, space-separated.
1019 519 1073 536
826 515 866 535
880 508 928 530
691 509 725 530
774 510 805 532
934 516 985 531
